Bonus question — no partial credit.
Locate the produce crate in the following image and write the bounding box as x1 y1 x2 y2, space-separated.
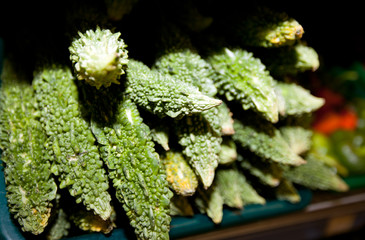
0 37 313 239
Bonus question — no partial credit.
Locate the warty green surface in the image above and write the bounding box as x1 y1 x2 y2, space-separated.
275 81 325 117
87 86 172 240
218 138 237 165
45 208 71 240
216 168 244 209
153 49 225 189
161 151 198 196
0 60 57 234
33 66 112 220
126 59 221 118
282 153 349 192
232 119 305 166
69 27 129 89
176 111 221 189
208 48 279 123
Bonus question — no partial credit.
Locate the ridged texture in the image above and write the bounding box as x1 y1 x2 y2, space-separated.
153 50 222 189
0 60 57 234
275 81 325 116
87 85 172 240
126 59 221 118
33 65 112 220
161 151 198 196
218 138 237 165
69 27 128 89
232 6 304 48
282 153 349 192
232 118 306 166
208 48 279 123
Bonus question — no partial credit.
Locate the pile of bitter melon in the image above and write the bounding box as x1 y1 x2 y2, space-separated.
0 0 349 239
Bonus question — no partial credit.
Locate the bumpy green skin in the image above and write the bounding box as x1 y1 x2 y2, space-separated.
161 151 198 196
282 153 349 192
233 7 304 48
264 44 320 77
153 49 223 189
280 126 312 155
275 81 325 117
208 48 279 123
232 119 305 166
153 49 217 97
235 169 266 205
88 87 172 240
69 27 129 89
237 153 281 187
177 111 221 189
33 66 112 220
150 125 170 151
126 59 221 118
0 61 58 235
194 186 224 224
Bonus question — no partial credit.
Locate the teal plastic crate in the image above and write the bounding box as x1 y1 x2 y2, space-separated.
0 37 312 239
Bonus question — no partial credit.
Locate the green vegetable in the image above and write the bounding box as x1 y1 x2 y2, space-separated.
275 179 301 203
194 186 224 224
176 111 221 189
280 126 312 155
230 6 304 48
218 138 237 165
69 27 129 89
282 153 349 192
263 43 320 77
125 59 222 118
216 167 265 209
0 60 58 234
275 81 325 117
161 151 198 196
33 65 112 220
330 130 365 175
233 118 306 166
208 48 279 123
237 153 281 187
86 85 172 240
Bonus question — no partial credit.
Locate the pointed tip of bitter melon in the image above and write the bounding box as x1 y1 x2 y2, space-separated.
189 94 222 113
333 177 349 192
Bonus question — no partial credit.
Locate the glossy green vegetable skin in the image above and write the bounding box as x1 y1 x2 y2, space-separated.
126 59 221 118
33 66 112 220
0 61 57 234
208 48 279 123
87 86 172 240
